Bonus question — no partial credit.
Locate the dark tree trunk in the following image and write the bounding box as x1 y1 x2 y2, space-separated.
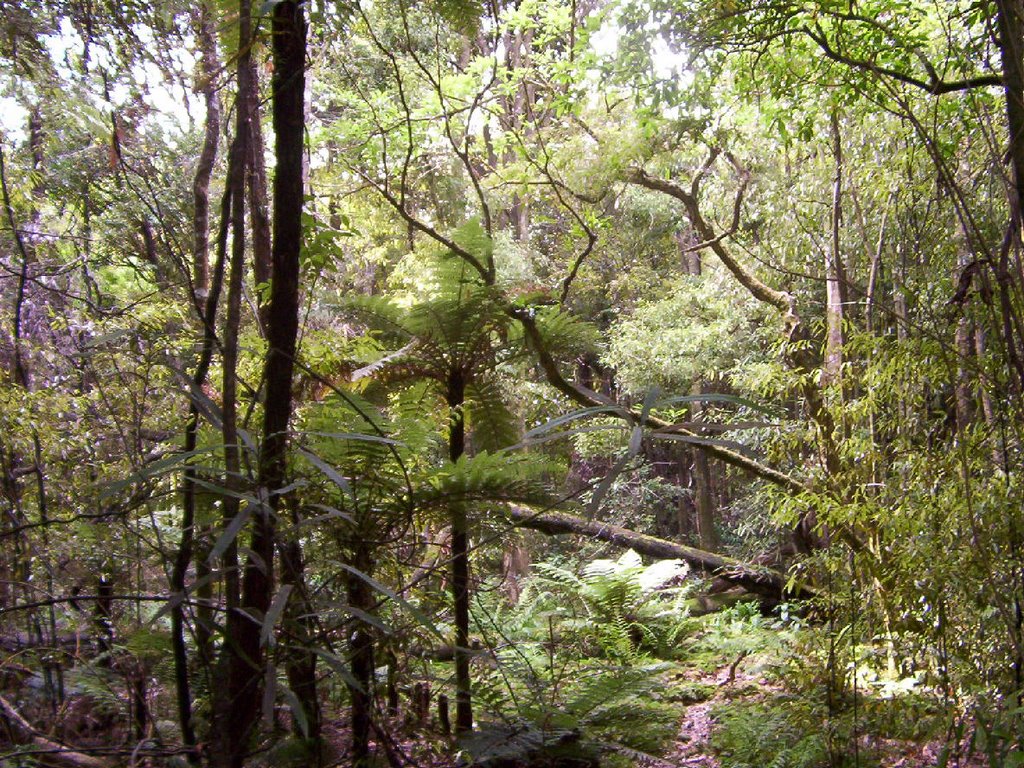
210 30 251 757
244 56 272 298
994 0 1024 392
191 0 220 301
265 3 320 750
447 368 473 733
997 0 1024 221
172 162 231 763
208 1 305 765
172 8 223 754
348 543 376 767
208 0 255 760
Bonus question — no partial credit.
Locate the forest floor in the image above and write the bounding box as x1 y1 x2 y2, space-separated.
0 611 993 767
347 618 989 768
663 639 987 768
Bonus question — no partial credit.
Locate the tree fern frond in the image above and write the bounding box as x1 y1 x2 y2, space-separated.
423 452 554 509
334 293 413 342
531 561 585 593
467 376 519 452
528 306 600 362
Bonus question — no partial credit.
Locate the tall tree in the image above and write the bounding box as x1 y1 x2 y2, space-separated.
211 1 315 764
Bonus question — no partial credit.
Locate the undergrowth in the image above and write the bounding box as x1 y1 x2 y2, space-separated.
462 550 691 765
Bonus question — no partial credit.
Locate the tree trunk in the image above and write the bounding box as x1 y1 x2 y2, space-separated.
210 1 294 764
208 0 258 760
507 507 814 599
823 111 846 390
269 0 321 747
173 157 231 763
447 368 473 733
245 55 272 298
994 0 1024 392
192 0 220 301
348 542 376 767
690 382 719 551
954 308 975 434
996 0 1024 223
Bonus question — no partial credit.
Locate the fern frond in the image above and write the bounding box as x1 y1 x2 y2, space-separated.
467 376 519 452
334 293 413 342
423 452 553 510
528 306 600 362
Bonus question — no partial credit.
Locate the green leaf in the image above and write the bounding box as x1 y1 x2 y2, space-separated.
280 684 310 737
261 585 293 648
208 503 254 564
628 425 643 456
654 393 779 414
298 448 354 501
311 647 362 691
524 405 628 440
587 451 633 516
336 563 444 641
304 503 355 525
650 432 751 454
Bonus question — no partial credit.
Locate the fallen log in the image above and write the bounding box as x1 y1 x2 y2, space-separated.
506 507 815 600
0 693 112 768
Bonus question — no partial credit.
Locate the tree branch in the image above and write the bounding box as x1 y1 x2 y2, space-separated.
804 24 1001 95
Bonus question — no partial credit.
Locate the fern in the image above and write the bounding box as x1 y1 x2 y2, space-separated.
469 651 677 763
466 376 519 452
422 451 553 511
711 700 830 768
527 305 600 361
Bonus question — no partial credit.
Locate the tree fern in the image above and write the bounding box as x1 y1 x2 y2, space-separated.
526 305 600 362
466 376 519 452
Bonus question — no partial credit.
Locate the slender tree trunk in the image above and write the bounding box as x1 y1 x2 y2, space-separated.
174 10 222 721
447 368 473 733
994 0 1024 391
974 326 1006 468
213 3 320 762
192 1 220 301
823 111 846 390
175 117 233 768
864 195 890 334
245 56 272 297
210 0 267 763
212 67 250 762
691 385 718 552
954 317 975 432
220 0 252 609
267 2 321 749
348 542 376 767
997 0 1024 222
